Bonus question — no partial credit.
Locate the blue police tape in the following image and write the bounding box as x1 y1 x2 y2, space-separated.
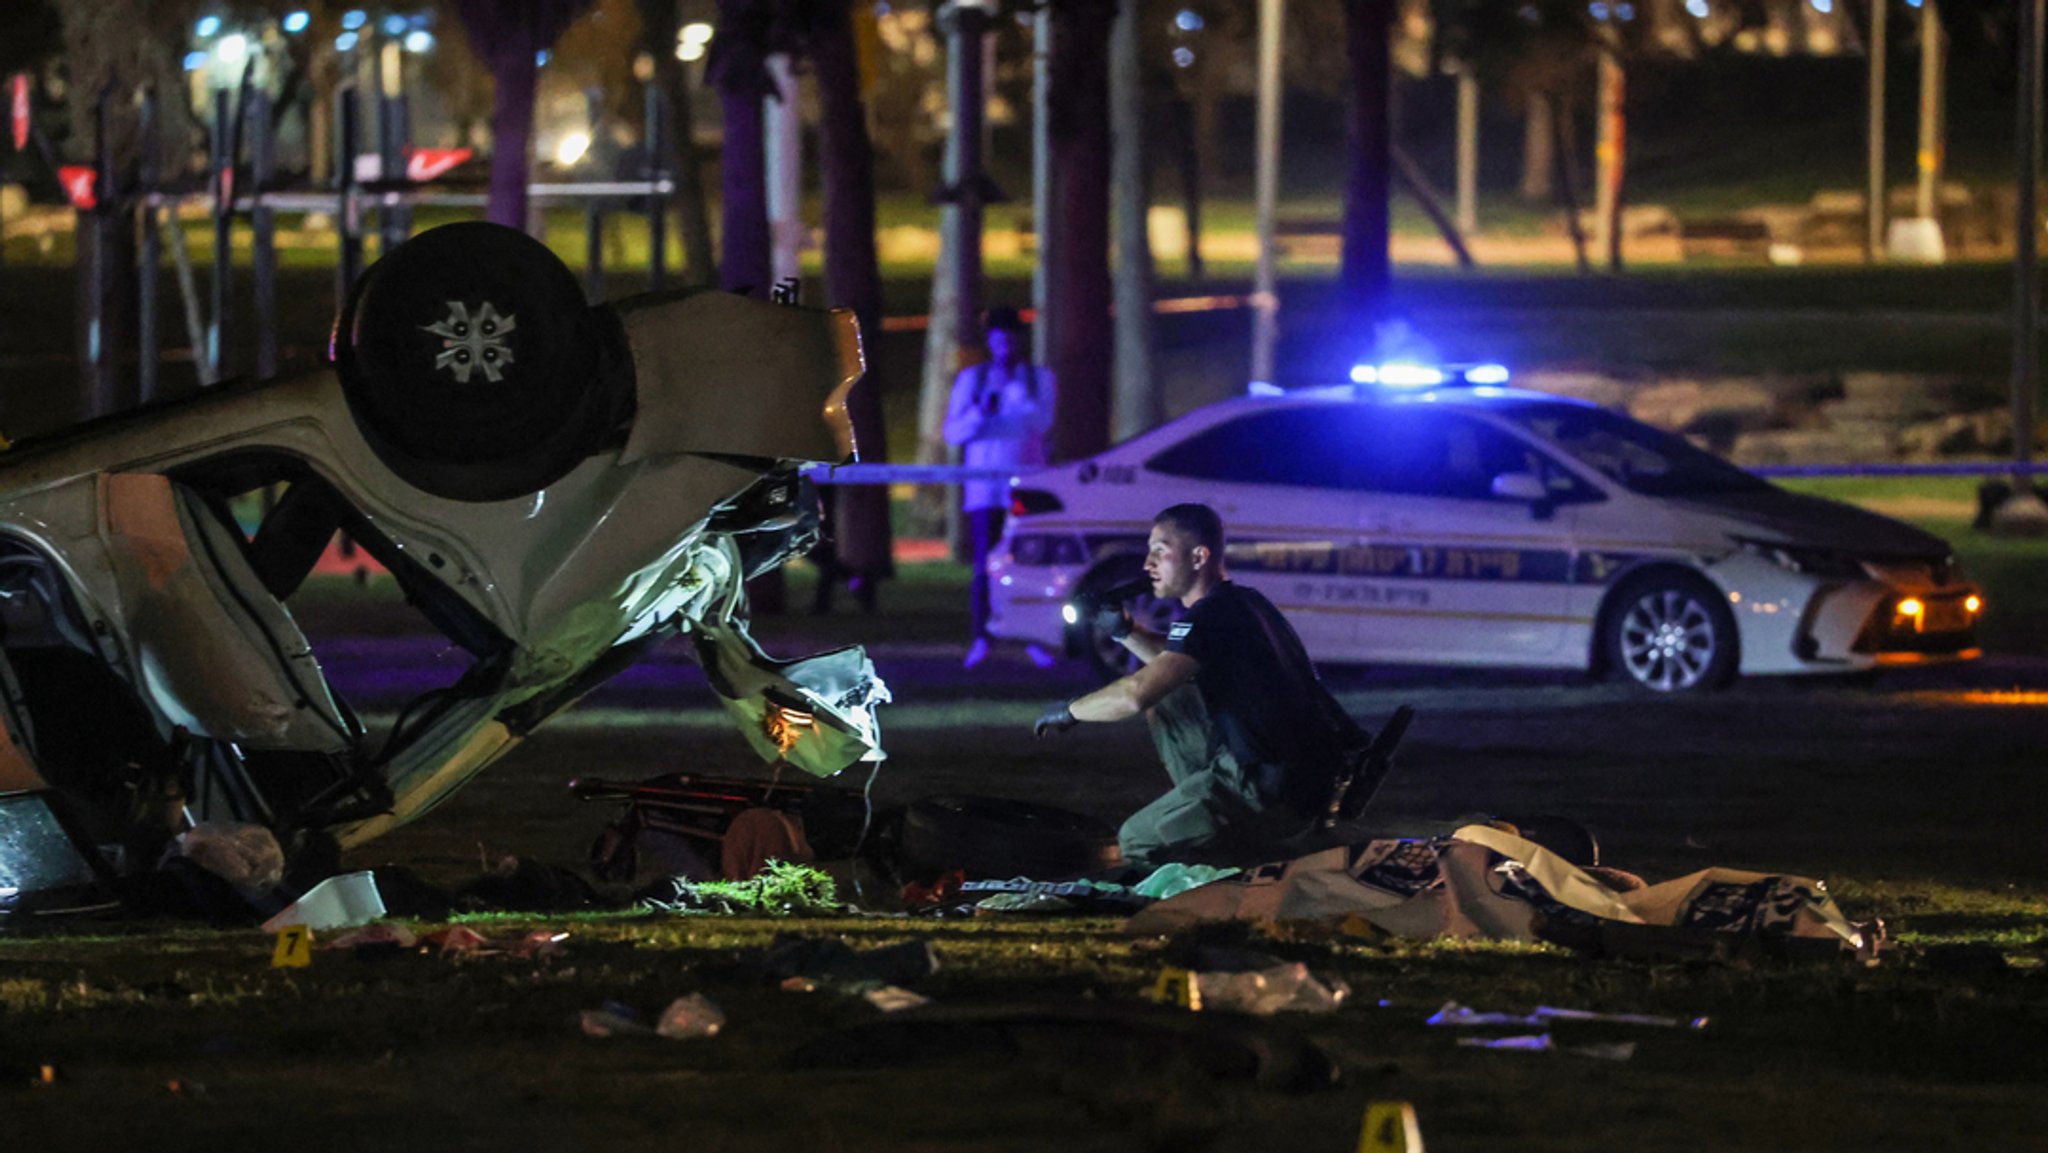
805 463 1034 486
807 460 2047 485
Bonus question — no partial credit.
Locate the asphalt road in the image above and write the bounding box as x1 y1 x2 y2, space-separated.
325 626 2048 894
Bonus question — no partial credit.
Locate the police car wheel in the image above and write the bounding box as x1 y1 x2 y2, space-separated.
1080 561 1174 682
333 222 632 502
1604 573 1737 694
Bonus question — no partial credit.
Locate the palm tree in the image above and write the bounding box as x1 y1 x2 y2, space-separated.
809 0 894 591
706 0 785 295
1340 0 1395 335
453 0 597 230
1045 0 1115 463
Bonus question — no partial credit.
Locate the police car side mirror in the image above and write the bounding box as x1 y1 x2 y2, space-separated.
1491 471 1555 520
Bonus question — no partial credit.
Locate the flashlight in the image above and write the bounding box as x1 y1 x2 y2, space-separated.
1063 575 1153 626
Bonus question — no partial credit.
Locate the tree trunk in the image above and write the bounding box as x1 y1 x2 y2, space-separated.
1046 0 1114 464
1339 0 1394 329
1594 49 1625 272
1110 0 1159 440
1552 93 1591 274
717 82 772 297
485 46 538 230
811 6 894 580
1520 90 1553 201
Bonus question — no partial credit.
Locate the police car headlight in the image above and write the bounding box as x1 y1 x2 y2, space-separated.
1731 537 1868 579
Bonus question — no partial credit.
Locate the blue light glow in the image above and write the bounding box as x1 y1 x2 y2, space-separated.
1174 9 1204 31
1810 0 1830 11
1172 46 1195 68
196 15 222 37
404 29 434 53
1615 1 1635 19
1465 363 1511 385
1588 1 1609 20
383 14 408 35
335 31 359 51
342 10 367 30
1247 380 1285 396
1349 364 1379 384
537 50 552 67
1686 0 1708 15
282 11 310 33
1471 386 1508 398
1377 363 1445 388
183 50 208 71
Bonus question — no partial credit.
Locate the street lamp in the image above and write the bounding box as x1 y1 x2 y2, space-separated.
677 22 713 62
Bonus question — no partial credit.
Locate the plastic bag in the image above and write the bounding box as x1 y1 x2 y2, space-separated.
1194 962 1349 1015
173 822 285 891
1132 862 1240 901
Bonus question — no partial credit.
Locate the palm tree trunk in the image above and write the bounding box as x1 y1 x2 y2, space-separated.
717 84 771 296
1110 0 1159 440
1046 0 1114 463
812 4 894 580
1340 0 1394 328
484 45 538 229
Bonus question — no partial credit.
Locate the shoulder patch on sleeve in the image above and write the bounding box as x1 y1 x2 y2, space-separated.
1168 621 1193 641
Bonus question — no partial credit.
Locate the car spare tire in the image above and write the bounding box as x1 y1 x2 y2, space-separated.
333 221 632 502
901 796 1123 880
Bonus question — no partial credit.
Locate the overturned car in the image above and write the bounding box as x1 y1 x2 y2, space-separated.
0 223 889 915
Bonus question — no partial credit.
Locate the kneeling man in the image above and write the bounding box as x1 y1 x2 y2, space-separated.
1033 503 1362 868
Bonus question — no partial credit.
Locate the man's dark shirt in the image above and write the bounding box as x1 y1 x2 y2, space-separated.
1164 581 1360 814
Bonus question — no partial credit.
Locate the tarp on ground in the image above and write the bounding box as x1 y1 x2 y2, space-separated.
1123 824 1872 959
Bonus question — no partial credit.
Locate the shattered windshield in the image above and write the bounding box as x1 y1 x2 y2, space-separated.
1500 402 1770 497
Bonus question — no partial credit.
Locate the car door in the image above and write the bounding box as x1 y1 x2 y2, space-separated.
1142 404 1369 659
1349 407 1582 667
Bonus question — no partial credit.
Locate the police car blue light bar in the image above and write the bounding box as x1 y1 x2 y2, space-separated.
1342 362 1511 389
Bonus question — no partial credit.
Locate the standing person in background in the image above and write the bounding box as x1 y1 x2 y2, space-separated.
946 307 1056 669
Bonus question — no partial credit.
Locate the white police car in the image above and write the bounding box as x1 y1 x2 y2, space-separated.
985 366 1983 692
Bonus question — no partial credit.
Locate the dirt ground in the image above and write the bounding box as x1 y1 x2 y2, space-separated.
6 564 2048 1151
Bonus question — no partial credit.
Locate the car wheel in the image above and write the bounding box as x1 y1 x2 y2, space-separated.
333 222 633 502
900 795 1122 880
1079 559 1176 682
1603 572 1738 694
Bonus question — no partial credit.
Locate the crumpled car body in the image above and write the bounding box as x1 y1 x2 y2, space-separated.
0 226 888 888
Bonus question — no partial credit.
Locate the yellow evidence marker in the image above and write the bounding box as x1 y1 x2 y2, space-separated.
1150 967 1201 1010
1357 1101 1424 1153
272 925 315 969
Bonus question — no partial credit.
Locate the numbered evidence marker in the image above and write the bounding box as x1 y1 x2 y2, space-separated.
1150 967 1201 1010
272 925 315 969
1357 1101 1424 1153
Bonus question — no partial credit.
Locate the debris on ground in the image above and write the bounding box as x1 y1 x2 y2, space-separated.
1132 863 1240 900
640 859 840 915
260 871 385 932
860 985 932 1012
1455 1033 1638 1061
326 923 419 951
957 876 1149 915
1193 963 1349 1015
655 993 727 1039
1125 824 1877 962
579 1001 655 1037
1426 1001 1708 1030
752 933 939 986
